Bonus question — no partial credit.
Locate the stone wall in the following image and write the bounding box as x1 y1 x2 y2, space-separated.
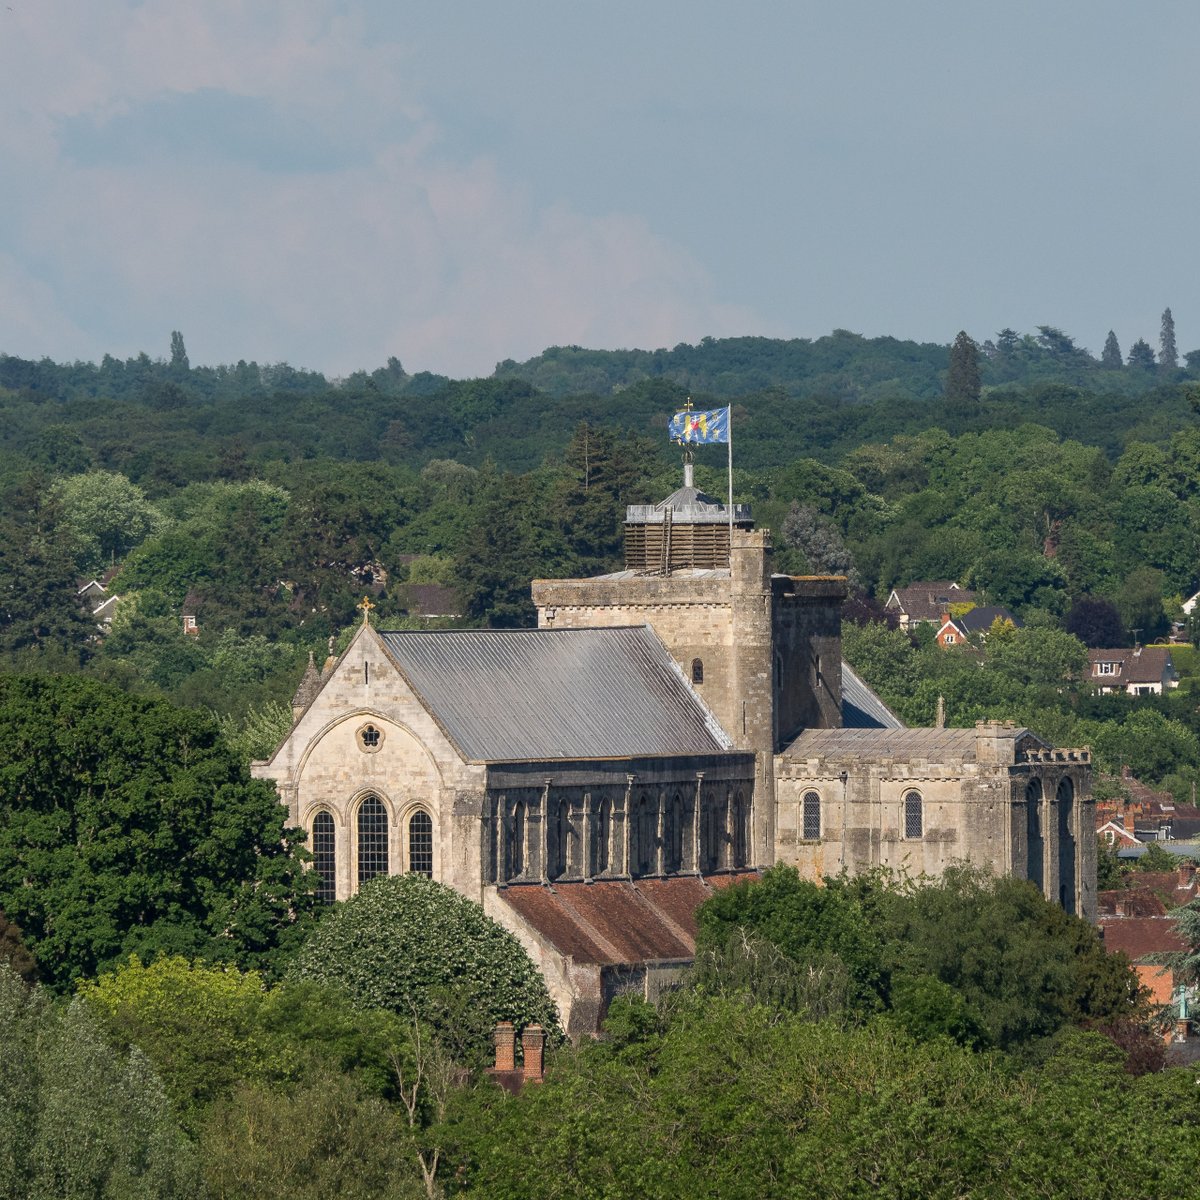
775 724 1096 921
483 755 756 882
252 624 485 901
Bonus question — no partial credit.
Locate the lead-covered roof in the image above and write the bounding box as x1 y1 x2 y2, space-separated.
378 626 730 763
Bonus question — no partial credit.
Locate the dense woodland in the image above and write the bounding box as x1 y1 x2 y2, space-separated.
2 324 1200 1196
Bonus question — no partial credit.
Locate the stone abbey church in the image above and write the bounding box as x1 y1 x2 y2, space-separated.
255 472 1096 1037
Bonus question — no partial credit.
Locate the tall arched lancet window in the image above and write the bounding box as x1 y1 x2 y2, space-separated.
1026 779 1044 893
312 811 336 902
551 801 570 879
702 797 723 873
732 791 748 867
904 790 923 839
1057 777 1076 914
594 796 611 875
802 790 821 841
665 793 684 873
636 795 656 875
408 810 433 877
508 800 525 880
691 658 704 684
357 794 389 888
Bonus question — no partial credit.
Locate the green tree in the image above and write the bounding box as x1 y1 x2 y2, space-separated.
200 1072 421 1200
871 868 1140 1050
168 330 189 373
1090 708 1200 782
289 874 559 1064
945 330 982 405
557 422 657 568
1065 597 1127 647
1128 338 1157 370
80 956 420 1133
780 502 859 585
0 475 95 668
50 470 165 574
0 911 37 983
1159 307 1178 369
0 963 202 1200
695 867 888 1016
1101 329 1123 369
986 625 1088 689
0 675 319 990
1115 566 1169 641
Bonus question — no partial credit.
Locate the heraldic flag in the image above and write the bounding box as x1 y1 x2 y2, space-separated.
669 405 730 444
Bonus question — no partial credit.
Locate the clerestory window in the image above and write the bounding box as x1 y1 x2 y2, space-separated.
903 790 923 839
802 790 821 840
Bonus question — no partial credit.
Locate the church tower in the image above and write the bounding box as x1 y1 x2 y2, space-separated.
532 465 847 867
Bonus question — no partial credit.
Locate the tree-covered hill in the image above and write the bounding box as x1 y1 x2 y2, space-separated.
2 325 1198 480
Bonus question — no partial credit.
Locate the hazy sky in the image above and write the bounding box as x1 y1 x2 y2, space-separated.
2 1 1198 378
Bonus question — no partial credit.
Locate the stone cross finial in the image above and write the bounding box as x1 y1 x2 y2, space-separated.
358 595 376 624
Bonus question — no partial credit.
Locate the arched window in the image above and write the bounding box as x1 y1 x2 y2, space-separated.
357 794 389 887
551 801 570 879
691 658 704 684
312 811 336 902
636 795 656 875
702 797 723 873
508 800 525 879
594 796 611 875
408 810 433 877
1026 779 1042 839
665 793 684 873
802 790 821 841
903 790 923 839
732 791 749 867
1057 777 1076 914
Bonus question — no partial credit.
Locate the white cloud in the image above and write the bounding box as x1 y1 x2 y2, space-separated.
0 1 751 376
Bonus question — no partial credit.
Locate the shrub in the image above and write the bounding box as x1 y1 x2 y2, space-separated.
288 874 559 1063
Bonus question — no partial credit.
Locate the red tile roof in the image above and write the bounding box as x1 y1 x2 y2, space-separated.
1097 888 1168 918
1099 916 1186 962
499 873 759 965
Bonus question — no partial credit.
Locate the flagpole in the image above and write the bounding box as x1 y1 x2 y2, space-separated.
727 406 734 548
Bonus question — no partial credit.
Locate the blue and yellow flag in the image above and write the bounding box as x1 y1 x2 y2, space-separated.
669 406 730 444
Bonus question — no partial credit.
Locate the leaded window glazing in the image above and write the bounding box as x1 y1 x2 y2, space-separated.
312 810 336 902
802 791 821 840
408 809 433 877
357 794 389 886
904 790 923 839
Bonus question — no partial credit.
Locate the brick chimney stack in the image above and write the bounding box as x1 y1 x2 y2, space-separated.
1179 861 1197 889
521 1023 546 1084
493 1021 516 1073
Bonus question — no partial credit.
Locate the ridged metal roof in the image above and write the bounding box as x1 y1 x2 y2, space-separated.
841 662 905 729
378 626 731 763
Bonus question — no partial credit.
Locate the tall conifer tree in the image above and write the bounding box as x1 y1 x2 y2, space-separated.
1159 308 1178 368
1101 330 1122 369
945 331 982 406
1128 338 1157 370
